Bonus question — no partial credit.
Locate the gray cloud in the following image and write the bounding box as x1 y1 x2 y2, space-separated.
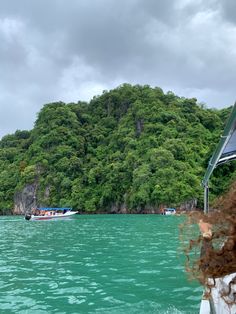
0 0 236 138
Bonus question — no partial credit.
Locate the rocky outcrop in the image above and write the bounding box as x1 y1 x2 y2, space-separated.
179 199 197 211
109 203 128 214
12 184 198 215
13 184 37 215
109 203 160 214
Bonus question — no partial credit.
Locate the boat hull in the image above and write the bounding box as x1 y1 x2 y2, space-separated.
25 211 78 221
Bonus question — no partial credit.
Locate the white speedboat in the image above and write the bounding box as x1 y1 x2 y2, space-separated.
25 207 78 221
162 208 176 215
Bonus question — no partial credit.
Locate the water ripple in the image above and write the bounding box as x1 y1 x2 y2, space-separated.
0 215 201 313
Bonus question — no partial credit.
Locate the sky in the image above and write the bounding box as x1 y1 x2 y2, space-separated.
1 0 236 138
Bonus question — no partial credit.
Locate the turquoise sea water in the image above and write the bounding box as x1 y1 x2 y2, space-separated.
0 215 201 313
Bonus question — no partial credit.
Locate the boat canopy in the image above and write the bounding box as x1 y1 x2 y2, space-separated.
37 207 72 211
203 103 236 212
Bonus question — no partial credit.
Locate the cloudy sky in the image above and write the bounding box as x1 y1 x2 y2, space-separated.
1 0 236 138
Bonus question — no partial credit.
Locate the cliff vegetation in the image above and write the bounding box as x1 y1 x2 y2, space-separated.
0 84 235 214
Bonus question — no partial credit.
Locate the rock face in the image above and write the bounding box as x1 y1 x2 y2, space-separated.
110 203 129 214
13 184 37 215
179 199 197 211
109 203 160 214
12 183 198 215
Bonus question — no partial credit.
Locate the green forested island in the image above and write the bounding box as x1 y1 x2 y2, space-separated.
0 84 235 215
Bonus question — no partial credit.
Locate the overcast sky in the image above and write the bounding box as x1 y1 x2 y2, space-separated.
1 0 236 138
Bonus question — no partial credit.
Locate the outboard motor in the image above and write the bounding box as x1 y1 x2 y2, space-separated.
25 213 31 220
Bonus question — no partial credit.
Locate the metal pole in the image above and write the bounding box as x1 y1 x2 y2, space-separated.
204 184 209 214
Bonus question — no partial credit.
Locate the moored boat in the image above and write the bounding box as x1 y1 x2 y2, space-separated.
25 207 78 221
160 207 176 215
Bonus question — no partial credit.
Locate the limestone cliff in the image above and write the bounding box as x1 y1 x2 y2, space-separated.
13 184 37 215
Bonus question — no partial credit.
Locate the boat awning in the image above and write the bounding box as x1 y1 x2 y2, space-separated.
37 207 72 211
202 103 236 187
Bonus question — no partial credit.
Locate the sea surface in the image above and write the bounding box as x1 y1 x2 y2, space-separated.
0 214 202 314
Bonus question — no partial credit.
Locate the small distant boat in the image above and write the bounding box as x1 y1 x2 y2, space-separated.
163 208 176 215
25 207 78 221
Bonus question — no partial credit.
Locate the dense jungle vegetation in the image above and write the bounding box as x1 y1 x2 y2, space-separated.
0 84 235 214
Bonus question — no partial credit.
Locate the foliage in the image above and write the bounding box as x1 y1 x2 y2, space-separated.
0 84 233 213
